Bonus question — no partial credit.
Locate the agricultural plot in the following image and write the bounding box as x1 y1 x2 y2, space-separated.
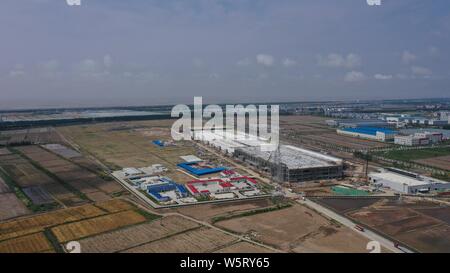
215 204 370 253
0 232 53 253
42 144 81 159
15 145 123 201
78 215 200 253
313 197 384 214
0 193 30 221
214 242 272 253
280 115 390 151
171 198 274 222
342 197 450 252
0 148 11 155
414 155 450 171
57 121 197 185
0 127 64 146
51 210 147 242
0 176 10 193
23 186 55 205
0 204 105 241
0 154 55 188
95 199 136 213
122 227 238 253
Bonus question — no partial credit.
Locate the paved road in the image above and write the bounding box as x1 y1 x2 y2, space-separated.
299 198 414 253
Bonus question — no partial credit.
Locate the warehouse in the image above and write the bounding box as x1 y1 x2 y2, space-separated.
234 145 343 182
369 168 450 194
337 127 397 142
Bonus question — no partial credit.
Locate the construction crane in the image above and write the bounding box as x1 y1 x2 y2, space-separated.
266 138 283 184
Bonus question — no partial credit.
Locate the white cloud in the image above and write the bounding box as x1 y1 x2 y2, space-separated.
411 66 432 76
282 58 297 67
402 51 417 64
9 64 25 77
345 71 366 82
193 58 205 68
38 60 60 77
256 54 274 67
103 54 113 68
429 46 439 57
237 58 251 66
318 53 361 68
374 74 393 80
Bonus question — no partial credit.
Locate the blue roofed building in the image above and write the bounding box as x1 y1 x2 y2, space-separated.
337 127 397 142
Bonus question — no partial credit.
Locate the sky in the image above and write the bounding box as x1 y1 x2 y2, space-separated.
1 0 450 109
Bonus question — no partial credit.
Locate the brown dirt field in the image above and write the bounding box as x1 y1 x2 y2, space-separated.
0 204 105 241
291 226 370 253
416 207 450 225
377 215 442 236
0 148 12 155
57 121 198 171
0 160 55 188
0 177 10 193
348 208 418 227
122 227 237 253
42 183 82 205
0 193 30 221
314 197 384 213
395 224 450 253
95 199 135 213
214 241 272 253
0 232 53 253
85 191 111 202
345 198 450 252
414 156 450 171
51 210 146 242
215 204 368 252
78 215 200 253
170 198 273 222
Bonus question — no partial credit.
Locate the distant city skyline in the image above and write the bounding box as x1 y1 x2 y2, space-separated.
1 0 450 109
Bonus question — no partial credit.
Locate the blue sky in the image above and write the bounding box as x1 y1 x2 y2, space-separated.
1 0 449 108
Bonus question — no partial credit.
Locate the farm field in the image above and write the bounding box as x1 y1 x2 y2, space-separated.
318 197 450 253
57 121 214 184
122 227 238 253
0 127 64 146
0 193 30 221
279 116 390 151
0 232 53 253
214 241 272 253
78 215 200 253
215 204 370 253
51 210 147 243
0 203 106 241
169 198 274 222
414 155 450 171
0 199 164 253
15 145 123 202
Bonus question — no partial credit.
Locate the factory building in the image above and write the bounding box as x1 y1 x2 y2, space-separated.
337 127 397 142
234 145 343 182
394 131 443 146
369 168 450 194
325 119 389 128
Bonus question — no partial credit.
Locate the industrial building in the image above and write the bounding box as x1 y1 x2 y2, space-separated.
193 130 343 182
394 131 443 146
186 176 260 199
325 119 389 128
337 127 397 142
369 168 450 194
234 145 343 182
177 161 227 176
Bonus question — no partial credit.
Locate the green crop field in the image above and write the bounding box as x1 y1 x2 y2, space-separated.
376 147 450 161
